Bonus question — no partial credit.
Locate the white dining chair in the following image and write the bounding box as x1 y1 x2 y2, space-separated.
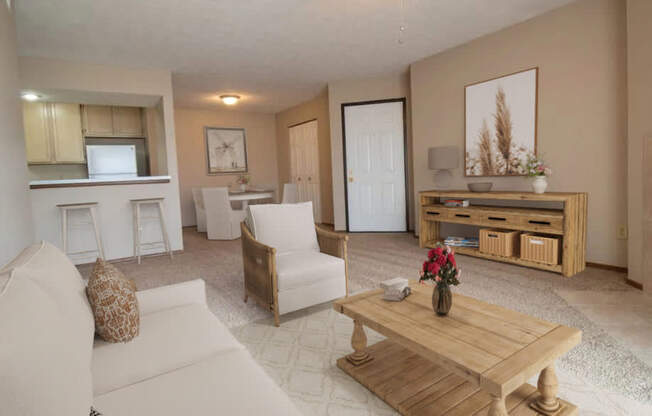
202 187 247 240
281 183 298 204
192 188 207 233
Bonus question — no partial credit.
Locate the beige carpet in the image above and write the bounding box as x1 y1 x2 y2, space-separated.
78 228 652 413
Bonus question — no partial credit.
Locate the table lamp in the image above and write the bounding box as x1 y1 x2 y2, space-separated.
428 146 458 188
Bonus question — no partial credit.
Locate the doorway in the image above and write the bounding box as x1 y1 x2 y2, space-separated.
289 119 322 223
342 99 407 232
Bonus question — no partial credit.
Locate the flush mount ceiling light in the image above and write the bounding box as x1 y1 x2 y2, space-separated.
220 95 240 105
22 93 41 101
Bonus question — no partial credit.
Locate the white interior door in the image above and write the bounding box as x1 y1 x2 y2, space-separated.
289 120 321 223
344 100 407 232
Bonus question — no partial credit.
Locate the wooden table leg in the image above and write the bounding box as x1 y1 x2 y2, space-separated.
530 364 563 415
488 396 508 416
346 319 373 366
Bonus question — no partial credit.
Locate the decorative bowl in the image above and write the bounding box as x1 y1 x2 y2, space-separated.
467 182 493 192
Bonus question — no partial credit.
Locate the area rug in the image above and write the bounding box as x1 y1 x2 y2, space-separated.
231 304 652 416
78 229 651 409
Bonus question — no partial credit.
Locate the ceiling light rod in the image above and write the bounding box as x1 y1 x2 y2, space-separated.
220 94 240 105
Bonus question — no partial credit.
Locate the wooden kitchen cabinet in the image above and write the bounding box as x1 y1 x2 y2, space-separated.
82 105 114 136
23 102 52 163
82 105 143 137
22 102 85 164
51 103 85 163
112 106 143 136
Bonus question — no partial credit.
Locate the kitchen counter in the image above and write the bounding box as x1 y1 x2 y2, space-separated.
29 176 171 189
29 174 182 265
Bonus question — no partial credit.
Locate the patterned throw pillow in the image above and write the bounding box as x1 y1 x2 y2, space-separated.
86 258 139 343
90 406 103 416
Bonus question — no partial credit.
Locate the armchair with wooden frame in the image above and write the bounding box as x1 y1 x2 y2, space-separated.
241 202 348 326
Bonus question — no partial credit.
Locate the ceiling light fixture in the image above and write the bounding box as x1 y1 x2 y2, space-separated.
220 95 240 105
22 93 40 101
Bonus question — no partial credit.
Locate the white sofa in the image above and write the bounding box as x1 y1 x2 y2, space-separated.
0 241 300 416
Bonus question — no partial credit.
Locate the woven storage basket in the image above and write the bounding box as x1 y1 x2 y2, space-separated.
479 228 520 257
520 233 559 265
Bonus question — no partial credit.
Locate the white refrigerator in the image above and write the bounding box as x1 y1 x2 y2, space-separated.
86 145 138 180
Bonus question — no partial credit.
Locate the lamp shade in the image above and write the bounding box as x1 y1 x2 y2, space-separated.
428 146 459 170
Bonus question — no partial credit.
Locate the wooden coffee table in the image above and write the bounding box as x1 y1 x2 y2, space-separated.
333 282 581 416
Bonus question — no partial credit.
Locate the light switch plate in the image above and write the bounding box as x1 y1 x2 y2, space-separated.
617 225 628 240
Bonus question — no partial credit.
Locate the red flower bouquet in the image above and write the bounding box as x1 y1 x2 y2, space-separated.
419 243 460 316
420 244 460 287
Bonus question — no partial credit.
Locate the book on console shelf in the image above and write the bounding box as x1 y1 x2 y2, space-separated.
444 236 479 247
443 199 470 208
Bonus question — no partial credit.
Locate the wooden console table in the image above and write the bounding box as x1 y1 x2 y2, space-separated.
419 191 587 277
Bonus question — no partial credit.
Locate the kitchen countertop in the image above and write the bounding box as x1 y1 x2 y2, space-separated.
29 176 172 189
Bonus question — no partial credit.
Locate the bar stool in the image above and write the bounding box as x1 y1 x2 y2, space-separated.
130 198 172 264
57 202 105 260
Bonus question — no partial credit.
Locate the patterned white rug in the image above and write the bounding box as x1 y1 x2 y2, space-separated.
231 304 652 416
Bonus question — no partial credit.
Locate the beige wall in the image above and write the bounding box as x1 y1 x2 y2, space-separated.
0 2 34 265
175 107 278 226
627 0 652 290
275 91 334 224
411 0 627 267
328 72 415 231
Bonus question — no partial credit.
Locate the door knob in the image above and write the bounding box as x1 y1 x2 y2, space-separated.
349 177 354 183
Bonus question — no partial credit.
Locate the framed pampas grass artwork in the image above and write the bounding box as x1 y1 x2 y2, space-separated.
464 67 538 176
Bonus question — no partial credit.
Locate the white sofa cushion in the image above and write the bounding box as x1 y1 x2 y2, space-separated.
94 349 301 416
92 303 243 395
0 241 94 416
248 202 319 255
276 251 345 292
136 279 207 316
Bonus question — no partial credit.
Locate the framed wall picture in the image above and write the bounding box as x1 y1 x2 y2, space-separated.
464 67 538 176
204 127 248 175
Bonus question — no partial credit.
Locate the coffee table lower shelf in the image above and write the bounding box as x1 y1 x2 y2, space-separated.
336 339 577 416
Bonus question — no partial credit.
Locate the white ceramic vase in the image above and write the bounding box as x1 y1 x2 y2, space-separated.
240 184 247 191
532 176 548 194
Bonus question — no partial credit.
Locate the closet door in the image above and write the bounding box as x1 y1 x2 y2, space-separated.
289 120 321 223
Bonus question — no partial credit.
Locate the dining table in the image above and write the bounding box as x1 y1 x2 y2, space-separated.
228 188 275 209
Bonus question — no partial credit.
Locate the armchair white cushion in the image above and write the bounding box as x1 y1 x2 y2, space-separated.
202 187 247 240
192 188 207 232
276 251 346 315
248 201 320 255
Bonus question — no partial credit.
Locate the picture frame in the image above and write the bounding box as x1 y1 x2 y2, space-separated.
464 67 538 177
204 127 248 175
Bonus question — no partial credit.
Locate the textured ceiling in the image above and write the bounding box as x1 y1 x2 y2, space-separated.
15 0 574 113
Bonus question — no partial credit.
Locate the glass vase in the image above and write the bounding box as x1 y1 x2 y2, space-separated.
432 284 452 316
